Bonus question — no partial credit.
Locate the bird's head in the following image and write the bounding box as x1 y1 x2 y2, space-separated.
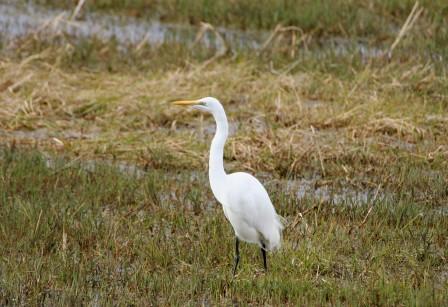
172 97 223 114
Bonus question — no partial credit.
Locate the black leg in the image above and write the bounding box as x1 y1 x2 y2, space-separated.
261 243 267 271
233 237 240 276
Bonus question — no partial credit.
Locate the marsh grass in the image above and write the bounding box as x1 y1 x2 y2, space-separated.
1 1 448 304
32 0 448 42
0 43 446 188
0 148 447 305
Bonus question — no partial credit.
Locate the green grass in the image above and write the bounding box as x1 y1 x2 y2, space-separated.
0 148 447 305
1 1 447 304
25 0 448 65
32 0 448 39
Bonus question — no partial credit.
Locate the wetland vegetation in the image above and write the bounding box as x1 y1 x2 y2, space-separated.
0 0 447 305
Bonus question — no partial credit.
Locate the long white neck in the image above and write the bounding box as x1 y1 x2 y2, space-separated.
209 108 228 197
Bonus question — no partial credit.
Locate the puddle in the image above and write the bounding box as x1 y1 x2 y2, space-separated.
35 151 389 207
0 128 100 141
202 121 239 136
2 146 447 214
267 175 390 206
0 128 50 140
42 156 148 179
432 207 448 216
0 1 267 51
319 37 384 60
379 135 416 151
302 99 325 109
0 1 388 58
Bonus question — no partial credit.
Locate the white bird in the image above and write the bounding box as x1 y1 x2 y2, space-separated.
173 97 284 275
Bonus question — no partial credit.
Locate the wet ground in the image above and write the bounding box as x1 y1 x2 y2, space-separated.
6 147 390 208
0 0 386 58
0 1 267 50
0 1 445 211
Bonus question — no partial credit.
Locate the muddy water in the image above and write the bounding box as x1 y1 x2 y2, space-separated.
33 151 389 207
0 1 385 58
0 1 267 50
3 145 447 212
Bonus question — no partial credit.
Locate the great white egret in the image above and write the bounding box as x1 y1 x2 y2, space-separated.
173 97 284 275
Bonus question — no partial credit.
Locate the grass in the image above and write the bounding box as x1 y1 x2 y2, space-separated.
32 0 448 41
1 1 448 305
0 148 447 305
1 43 446 184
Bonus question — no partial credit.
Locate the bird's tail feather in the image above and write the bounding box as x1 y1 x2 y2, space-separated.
276 214 286 230
265 214 284 251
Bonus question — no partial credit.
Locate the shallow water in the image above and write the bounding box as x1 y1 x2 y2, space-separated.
2 144 446 212
0 1 385 58
268 174 390 206
37 152 389 207
0 1 267 50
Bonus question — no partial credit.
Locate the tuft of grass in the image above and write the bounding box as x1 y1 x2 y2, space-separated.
0 148 447 305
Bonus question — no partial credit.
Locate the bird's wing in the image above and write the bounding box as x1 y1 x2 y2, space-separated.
224 172 283 250
226 172 277 229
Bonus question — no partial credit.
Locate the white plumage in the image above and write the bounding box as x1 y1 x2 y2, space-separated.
217 172 283 251
173 97 283 273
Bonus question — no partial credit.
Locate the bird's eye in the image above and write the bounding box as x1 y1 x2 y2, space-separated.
199 101 206 106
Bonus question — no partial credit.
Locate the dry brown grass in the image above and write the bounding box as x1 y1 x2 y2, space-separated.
0 51 447 187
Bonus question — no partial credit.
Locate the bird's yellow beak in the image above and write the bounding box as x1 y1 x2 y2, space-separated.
172 99 199 106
